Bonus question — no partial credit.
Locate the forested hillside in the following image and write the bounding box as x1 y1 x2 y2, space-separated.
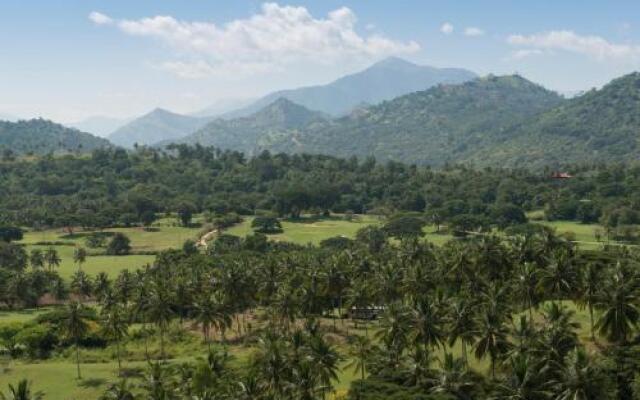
0 118 111 156
468 72 640 167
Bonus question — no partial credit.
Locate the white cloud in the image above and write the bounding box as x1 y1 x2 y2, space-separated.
507 30 640 61
90 3 420 78
440 22 454 35
464 27 485 37
89 11 113 26
510 49 544 60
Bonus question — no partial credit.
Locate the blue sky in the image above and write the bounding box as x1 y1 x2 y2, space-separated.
0 1 639 121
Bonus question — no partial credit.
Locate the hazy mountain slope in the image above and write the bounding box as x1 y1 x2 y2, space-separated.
0 119 111 155
109 108 211 147
467 72 640 167
191 98 255 118
173 98 327 155
224 57 477 118
68 116 130 138
264 75 564 165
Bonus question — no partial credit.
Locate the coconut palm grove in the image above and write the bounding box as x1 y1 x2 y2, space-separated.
3 1 640 399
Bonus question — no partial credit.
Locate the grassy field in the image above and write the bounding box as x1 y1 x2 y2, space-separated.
17 217 202 278
225 215 452 246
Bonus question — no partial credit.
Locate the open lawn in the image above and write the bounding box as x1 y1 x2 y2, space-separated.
225 215 453 246
17 220 202 278
226 215 382 245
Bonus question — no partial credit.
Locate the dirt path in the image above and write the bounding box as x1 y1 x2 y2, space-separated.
197 229 218 248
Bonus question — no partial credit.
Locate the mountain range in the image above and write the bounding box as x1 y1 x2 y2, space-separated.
222 57 477 118
172 71 640 167
108 108 213 148
0 119 110 155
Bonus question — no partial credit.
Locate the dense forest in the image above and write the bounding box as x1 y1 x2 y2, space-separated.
2 146 640 238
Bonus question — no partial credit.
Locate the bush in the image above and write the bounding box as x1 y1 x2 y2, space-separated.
251 216 283 234
13 324 57 358
0 227 23 242
106 233 131 255
382 216 425 238
320 236 353 250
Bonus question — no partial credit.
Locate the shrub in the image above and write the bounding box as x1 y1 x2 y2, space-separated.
251 216 283 234
106 233 131 255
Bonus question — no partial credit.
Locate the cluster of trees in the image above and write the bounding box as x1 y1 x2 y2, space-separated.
3 222 640 399
4 146 640 233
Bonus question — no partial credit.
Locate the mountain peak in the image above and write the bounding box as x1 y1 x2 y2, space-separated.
370 56 418 70
250 98 325 129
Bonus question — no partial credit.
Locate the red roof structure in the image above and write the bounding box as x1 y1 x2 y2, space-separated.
551 172 572 179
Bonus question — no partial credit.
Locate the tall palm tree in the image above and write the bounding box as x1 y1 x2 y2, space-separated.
492 354 549 400
537 249 577 306
308 335 341 399
430 353 476 400
473 310 512 379
550 348 612 400
375 302 412 366
70 270 93 303
147 283 175 361
0 380 44 400
514 262 539 321
448 298 477 367
345 336 373 400
73 247 87 271
101 305 129 375
595 266 640 344
63 301 89 379
44 247 61 272
411 296 445 368
28 250 44 270
577 262 602 340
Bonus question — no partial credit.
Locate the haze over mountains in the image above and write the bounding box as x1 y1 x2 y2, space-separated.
223 57 477 118
2 57 640 167
108 108 213 148
68 116 131 138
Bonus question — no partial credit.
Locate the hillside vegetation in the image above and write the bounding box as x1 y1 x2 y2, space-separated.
0 119 110 156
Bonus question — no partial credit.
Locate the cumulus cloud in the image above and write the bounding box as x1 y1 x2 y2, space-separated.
89 3 420 78
464 27 485 37
89 11 113 26
507 30 640 61
440 22 454 35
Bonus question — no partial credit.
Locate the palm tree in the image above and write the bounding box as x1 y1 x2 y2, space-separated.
44 247 61 272
70 270 93 303
193 292 229 350
308 335 341 399
345 336 373 400
101 305 129 375
473 310 512 380
99 380 137 400
411 296 445 368
0 380 44 400
28 250 44 270
63 302 89 379
577 262 602 340
537 249 577 306
147 283 174 361
430 353 476 400
514 262 539 320
492 354 549 400
375 302 412 366
595 269 640 345
73 246 87 271
550 348 612 400
448 298 477 367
